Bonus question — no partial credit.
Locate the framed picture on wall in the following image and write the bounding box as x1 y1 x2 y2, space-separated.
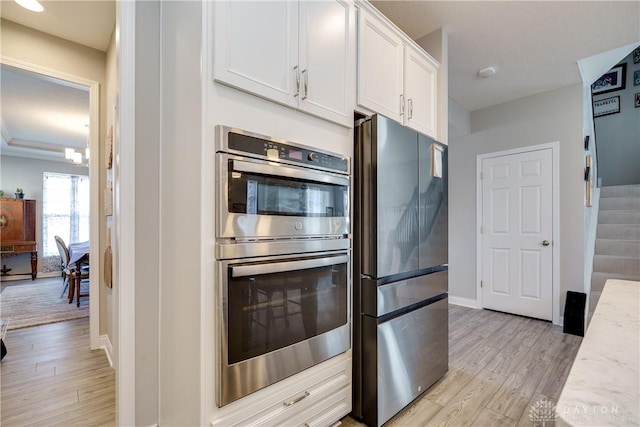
635 92 640 108
593 96 620 117
634 70 640 86
634 47 640 64
591 63 627 95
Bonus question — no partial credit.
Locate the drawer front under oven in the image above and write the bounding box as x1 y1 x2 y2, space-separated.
217 250 351 406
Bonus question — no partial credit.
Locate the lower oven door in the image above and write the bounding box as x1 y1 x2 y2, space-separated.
217 250 351 406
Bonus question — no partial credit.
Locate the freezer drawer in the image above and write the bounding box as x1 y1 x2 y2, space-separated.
362 297 448 427
362 270 448 317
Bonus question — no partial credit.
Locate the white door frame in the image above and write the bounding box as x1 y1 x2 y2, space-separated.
476 142 561 325
116 0 136 425
0 56 102 348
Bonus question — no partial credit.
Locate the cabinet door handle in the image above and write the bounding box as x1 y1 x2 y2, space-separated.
283 391 309 407
400 94 405 116
302 69 309 100
408 98 413 119
294 66 300 97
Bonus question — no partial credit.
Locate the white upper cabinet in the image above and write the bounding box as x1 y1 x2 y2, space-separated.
214 0 353 127
404 46 438 137
298 0 351 125
357 7 404 122
357 5 439 138
214 1 299 107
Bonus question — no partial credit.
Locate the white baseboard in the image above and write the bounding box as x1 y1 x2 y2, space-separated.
448 295 481 309
100 334 114 368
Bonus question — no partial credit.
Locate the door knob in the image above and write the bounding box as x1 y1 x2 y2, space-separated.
542 240 550 246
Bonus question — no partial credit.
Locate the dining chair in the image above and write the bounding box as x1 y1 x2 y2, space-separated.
54 236 71 298
55 236 90 303
71 256 90 307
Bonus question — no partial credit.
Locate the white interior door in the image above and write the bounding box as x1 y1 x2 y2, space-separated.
481 148 553 320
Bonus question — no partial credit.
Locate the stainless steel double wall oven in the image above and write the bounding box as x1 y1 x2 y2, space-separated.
215 126 351 407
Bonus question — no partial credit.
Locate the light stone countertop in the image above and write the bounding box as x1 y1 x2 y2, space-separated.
556 279 640 426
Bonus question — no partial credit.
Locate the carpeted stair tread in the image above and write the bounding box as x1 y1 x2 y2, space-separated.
599 197 640 211
596 224 640 240
591 272 640 293
600 185 640 198
595 239 640 257
592 254 640 276
597 210 640 224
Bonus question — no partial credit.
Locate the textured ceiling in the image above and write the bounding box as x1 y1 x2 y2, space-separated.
372 0 640 112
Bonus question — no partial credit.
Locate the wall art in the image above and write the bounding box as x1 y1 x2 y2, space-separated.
591 63 626 95
593 96 620 117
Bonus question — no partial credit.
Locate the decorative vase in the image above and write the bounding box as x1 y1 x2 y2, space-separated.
15 193 24 199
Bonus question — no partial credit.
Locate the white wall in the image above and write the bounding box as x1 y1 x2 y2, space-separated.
593 47 640 186
448 97 471 140
157 2 204 425
103 24 117 367
133 2 160 425
0 155 88 274
449 84 585 315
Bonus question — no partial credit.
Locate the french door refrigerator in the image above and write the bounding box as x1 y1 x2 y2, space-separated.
352 114 448 426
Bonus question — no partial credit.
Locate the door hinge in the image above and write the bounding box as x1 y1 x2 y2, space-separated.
481 280 483 288
480 226 483 234
480 171 483 180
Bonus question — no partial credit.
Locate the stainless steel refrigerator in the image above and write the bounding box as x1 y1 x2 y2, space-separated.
352 114 449 426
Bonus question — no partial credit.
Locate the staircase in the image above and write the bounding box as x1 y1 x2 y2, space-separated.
590 185 640 313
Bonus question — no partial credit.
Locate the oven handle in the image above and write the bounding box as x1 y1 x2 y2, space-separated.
232 159 349 187
231 254 349 278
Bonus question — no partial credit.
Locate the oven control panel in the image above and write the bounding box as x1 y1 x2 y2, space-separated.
227 131 349 173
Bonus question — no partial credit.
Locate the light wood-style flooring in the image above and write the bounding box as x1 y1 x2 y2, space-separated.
0 306 580 427
342 305 582 427
0 317 115 426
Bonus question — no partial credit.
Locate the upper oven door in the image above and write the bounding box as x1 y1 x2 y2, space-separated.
217 153 350 240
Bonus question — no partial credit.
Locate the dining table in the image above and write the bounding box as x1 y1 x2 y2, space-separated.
68 241 90 307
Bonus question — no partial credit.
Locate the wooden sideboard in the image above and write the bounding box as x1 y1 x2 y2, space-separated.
0 198 37 280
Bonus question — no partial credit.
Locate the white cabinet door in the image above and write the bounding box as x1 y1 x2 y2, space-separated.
357 7 404 122
404 46 438 138
298 0 352 126
213 1 299 107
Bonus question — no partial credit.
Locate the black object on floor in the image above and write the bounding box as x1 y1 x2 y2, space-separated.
563 291 586 337
1 339 7 361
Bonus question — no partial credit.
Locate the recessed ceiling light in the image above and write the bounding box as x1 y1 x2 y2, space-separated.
15 0 44 13
478 66 497 78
